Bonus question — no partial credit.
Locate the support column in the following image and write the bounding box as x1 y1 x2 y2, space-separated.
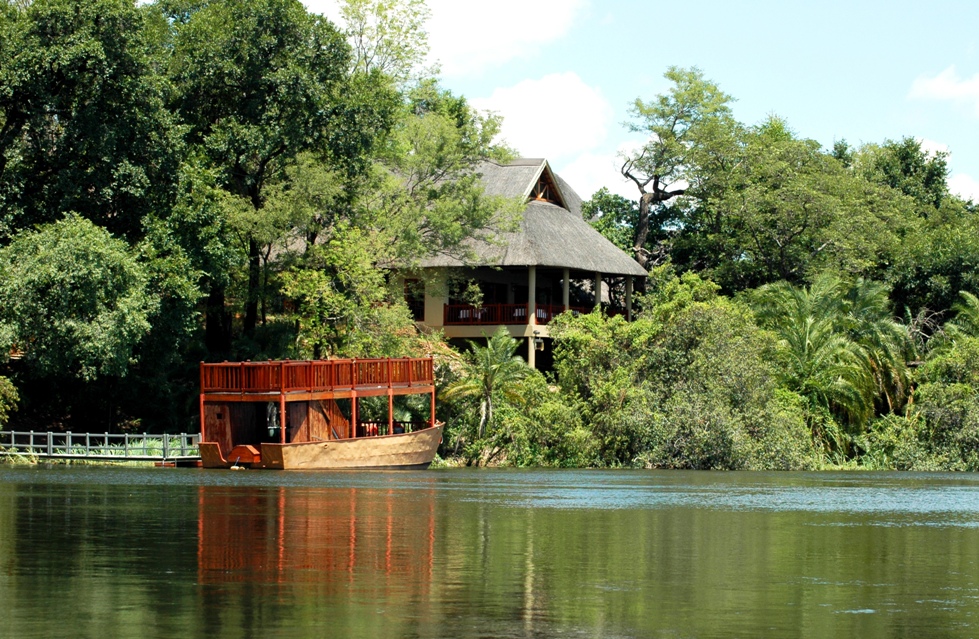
423 272 446 327
528 266 537 327
594 272 603 310
626 276 633 321
430 389 436 428
562 268 570 311
527 336 536 369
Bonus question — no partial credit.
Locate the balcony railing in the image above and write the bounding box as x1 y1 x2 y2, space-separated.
443 303 591 326
200 358 434 395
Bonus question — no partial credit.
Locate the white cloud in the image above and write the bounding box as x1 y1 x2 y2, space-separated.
304 0 588 78
949 173 979 202
303 0 343 23
917 137 950 158
426 0 587 77
557 152 634 200
470 72 612 160
909 66 979 115
554 140 652 201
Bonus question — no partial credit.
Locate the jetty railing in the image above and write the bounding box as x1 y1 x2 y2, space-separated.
200 357 434 395
0 431 200 462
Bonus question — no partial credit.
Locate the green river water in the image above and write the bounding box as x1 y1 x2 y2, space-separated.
0 466 977 638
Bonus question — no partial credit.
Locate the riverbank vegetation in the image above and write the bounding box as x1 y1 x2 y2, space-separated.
2 0 979 470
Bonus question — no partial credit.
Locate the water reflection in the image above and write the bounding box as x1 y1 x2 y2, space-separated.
197 484 435 589
3 467 979 638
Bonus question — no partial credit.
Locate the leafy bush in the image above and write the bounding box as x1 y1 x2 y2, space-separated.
0 376 18 426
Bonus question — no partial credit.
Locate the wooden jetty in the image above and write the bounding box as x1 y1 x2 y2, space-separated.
0 431 200 464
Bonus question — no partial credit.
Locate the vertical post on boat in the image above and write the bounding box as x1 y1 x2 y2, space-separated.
351 392 358 439
430 388 436 428
388 390 394 435
199 362 206 440
279 393 286 444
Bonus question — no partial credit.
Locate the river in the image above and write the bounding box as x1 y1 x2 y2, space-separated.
0 466 977 638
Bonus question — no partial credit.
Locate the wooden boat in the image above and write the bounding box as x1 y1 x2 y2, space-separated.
198 358 441 470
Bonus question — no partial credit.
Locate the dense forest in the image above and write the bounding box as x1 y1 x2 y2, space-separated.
2 0 979 470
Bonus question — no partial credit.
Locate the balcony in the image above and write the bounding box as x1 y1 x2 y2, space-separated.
443 303 590 326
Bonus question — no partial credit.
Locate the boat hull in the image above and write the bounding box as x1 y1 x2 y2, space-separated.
199 425 442 470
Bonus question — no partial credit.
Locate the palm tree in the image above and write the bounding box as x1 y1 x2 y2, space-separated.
441 327 532 438
753 275 874 430
946 291 979 340
838 277 913 413
753 273 913 452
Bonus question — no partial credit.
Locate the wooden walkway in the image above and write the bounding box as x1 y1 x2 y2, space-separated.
0 431 200 463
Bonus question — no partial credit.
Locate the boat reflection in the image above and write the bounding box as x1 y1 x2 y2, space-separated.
196 483 436 591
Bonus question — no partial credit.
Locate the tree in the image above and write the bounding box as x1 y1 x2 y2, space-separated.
751 274 911 453
162 0 396 348
620 66 736 269
0 376 16 427
547 271 816 469
280 225 422 359
859 137 950 211
0 215 156 381
0 0 182 242
582 187 637 254
358 81 518 264
659 116 916 293
442 327 532 439
339 0 432 84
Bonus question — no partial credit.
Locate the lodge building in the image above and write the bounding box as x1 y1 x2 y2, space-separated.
405 158 647 369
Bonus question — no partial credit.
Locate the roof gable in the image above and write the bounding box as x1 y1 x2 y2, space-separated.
528 161 567 209
419 158 646 278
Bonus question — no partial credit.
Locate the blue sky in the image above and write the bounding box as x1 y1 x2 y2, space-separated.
308 0 979 201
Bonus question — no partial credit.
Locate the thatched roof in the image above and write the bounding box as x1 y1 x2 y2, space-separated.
421 159 646 277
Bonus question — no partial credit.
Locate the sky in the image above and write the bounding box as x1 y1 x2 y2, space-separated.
306 0 979 202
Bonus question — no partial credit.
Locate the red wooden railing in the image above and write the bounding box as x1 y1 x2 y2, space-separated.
200 358 434 394
443 303 590 326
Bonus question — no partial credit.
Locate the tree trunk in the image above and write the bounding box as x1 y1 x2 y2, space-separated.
205 286 232 356
478 396 492 439
243 238 260 336
632 193 653 270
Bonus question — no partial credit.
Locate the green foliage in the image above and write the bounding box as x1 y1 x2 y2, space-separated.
620 66 737 267
281 225 417 358
671 118 915 291
362 81 519 263
0 0 182 241
581 187 636 253
339 0 432 84
548 274 818 469
751 274 912 453
491 372 598 468
441 327 532 452
0 215 156 381
859 137 950 210
0 376 18 426
890 207 979 320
